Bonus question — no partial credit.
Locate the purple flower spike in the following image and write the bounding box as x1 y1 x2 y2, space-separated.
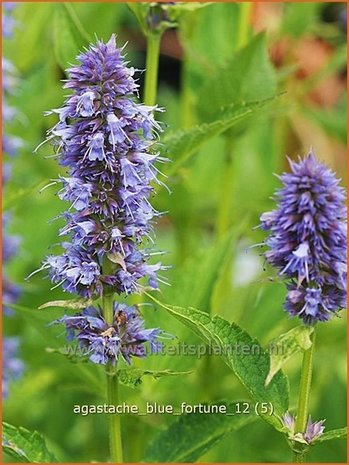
260 150 347 324
2 337 24 398
2 3 17 39
41 35 167 298
54 304 162 365
2 4 22 317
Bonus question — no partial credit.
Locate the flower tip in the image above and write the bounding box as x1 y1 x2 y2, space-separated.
106 33 117 50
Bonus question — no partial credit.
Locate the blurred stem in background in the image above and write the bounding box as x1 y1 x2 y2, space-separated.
170 12 198 266
144 33 161 106
293 330 316 463
216 134 235 239
237 1 253 50
216 2 252 239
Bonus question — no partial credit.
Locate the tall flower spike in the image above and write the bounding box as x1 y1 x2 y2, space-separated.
260 149 347 324
41 35 167 298
38 35 168 366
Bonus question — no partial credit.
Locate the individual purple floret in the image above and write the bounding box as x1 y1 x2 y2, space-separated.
40 35 167 299
2 337 24 398
260 150 347 324
54 304 162 365
281 411 325 444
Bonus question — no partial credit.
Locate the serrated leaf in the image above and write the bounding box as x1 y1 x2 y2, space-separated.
163 96 279 176
38 298 93 310
265 326 314 386
144 401 254 462
315 427 347 443
2 422 58 463
145 294 289 431
117 368 192 389
53 3 90 69
197 33 277 121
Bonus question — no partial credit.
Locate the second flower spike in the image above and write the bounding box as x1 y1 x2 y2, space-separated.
260 150 347 324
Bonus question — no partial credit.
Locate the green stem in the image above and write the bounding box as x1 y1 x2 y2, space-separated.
107 370 123 463
293 450 306 463
103 293 114 326
237 2 252 50
215 135 235 238
293 330 316 463
144 33 161 106
103 292 123 463
215 3 251 238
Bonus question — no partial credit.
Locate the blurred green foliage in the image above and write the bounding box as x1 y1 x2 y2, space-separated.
3 2 346 463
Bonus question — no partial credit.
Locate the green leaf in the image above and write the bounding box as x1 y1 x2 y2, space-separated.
2 422 58 463
265 325 314 386
315 427 347 443
3 181 47 211
127 3 149 35
184 223 248 312
38 298 94 310
282 3 321 37
117 369 192 389
302 102 347 144
53 3 90 69
145 294 289 431
163 95 279 176
197 34 277 121
144 401 254 462
45 346 89 364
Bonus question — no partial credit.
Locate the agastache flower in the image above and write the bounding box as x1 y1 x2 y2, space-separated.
2 4 22 314
282 411 325 444
260 150 347 324
2 3 24 394
2 3 16 39
54 304 162 365
39 35 168 299
36 35 170 366
2 337 24 398
2 4 22 158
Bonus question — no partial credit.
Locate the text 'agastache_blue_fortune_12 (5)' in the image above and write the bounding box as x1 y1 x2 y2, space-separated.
36 34 170 366
260 149 347 325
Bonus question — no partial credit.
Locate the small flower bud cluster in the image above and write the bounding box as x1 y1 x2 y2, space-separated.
282 411 325 444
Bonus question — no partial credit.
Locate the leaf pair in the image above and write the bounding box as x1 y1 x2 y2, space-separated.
142 294 347 462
